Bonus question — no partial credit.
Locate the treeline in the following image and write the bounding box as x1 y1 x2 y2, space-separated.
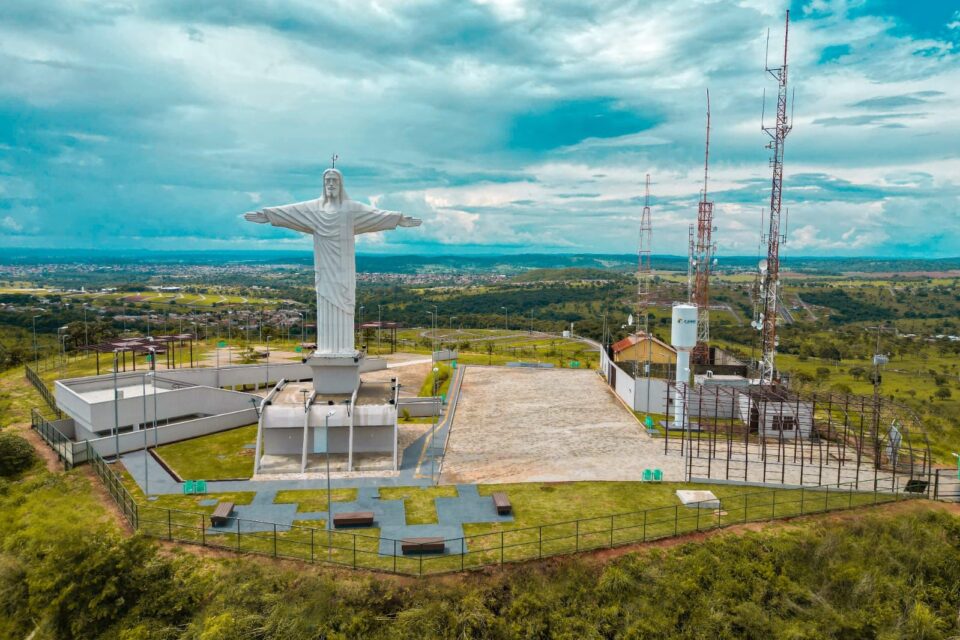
1 464 959 638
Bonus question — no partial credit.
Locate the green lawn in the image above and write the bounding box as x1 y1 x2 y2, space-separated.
275 488 359 510
156 424 258 480
379 485 459 524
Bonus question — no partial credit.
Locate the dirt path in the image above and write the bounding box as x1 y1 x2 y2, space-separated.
9 420 62 473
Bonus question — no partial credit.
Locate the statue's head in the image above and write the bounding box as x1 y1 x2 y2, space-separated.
322 168 348 205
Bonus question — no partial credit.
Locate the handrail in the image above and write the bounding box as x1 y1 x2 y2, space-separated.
24 364 62 418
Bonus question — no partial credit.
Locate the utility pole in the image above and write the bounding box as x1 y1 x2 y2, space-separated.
756 10 794 386
692 90 716 365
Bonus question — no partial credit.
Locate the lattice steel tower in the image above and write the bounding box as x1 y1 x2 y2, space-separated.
756 10 794 385
692 90 715 365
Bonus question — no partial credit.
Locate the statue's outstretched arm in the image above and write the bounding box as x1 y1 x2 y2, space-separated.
244 203 315 235
354 206 421 234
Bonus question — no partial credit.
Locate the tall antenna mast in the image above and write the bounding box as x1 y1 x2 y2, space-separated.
686 224 695 303
755 10 793 385
637 175 655 413
637 174 653 333
692 89 715 365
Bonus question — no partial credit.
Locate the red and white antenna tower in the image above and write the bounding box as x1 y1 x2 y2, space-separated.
755 10 794 385
692 89 715 365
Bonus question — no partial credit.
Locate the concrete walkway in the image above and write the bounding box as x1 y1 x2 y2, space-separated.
122 366 509 554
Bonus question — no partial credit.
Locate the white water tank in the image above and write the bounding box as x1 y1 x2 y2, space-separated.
671 304 698 349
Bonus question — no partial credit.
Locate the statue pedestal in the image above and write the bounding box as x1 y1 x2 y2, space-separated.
307 351 363 395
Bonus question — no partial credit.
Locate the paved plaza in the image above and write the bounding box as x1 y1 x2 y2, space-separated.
440 366 687 484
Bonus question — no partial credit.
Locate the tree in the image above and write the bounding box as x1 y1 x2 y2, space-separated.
934 387 951 400
0 432 36 477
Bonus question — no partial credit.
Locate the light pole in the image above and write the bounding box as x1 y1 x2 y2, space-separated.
449 316 457 331
325 408 335 560
141 372 150 498
358 305 365 351
83 306 89 346
431 366 439 482
501 306 508 331
265 336 271 389
377 305 382 355
112 350 120 461
32 314 41 370
59 333 70 379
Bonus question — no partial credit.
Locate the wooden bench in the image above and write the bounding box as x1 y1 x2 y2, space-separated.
491 492 512 515
401 537 445 554
333 511 375 528
210 501 234 527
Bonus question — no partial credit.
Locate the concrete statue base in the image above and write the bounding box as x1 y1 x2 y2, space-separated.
307 351 364 395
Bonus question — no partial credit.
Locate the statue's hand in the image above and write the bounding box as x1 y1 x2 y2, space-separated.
398 216 422 228
244 211 269 224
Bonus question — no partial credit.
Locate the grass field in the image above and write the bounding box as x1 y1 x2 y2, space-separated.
156 424 259 480
378 486 459 524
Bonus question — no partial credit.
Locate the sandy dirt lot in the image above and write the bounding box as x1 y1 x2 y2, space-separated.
440 366 686 484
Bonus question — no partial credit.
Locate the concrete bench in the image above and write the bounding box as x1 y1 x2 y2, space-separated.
333 511 375 528
491 492 512 515
401 537 445 554
210 501 234 527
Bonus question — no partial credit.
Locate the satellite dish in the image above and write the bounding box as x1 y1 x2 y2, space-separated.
628 314 634 326
759 259 768 273
712 258 718 266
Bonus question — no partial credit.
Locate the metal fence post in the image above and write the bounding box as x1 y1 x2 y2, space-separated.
500 531 505 565
848 482 853 508
575 521 579 552
167 510 172 540
609 515 614 547
674 506 678 535
642 510 647 542
273 523 277 557
743 493 748 523
461 538 465 571
771 492 776 520
201 514 205 546
393 540 397 574
311 529 315 562
696 505 700 531
800 486 805 515
538 526 543 559
824 489 829 512
353 535 357 568
237 517 241 552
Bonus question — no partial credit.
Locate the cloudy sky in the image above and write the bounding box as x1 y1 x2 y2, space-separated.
1 0 958 257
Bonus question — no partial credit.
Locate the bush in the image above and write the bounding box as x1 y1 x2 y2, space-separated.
0 432 35 477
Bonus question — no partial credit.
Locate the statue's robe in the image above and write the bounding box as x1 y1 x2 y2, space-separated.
259 198 403 354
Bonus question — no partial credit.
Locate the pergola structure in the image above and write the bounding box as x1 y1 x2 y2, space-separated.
662 382 931 492
80 334 196 375
358 321 399 354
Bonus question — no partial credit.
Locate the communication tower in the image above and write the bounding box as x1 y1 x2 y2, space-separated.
754 10 794 385
692 90 716 365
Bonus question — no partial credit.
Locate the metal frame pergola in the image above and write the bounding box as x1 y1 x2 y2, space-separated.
80 334 196 375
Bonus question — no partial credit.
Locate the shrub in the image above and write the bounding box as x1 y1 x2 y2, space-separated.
0 433 35 477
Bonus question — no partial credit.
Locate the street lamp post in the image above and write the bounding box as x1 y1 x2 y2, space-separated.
377 305 382 355
141 373 150 498
83 306 89 347
32 314 41 370
113 350 120 461
325 409 336 559
432 366 440 482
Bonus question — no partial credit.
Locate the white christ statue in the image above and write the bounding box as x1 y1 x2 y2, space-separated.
245 168 421 355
